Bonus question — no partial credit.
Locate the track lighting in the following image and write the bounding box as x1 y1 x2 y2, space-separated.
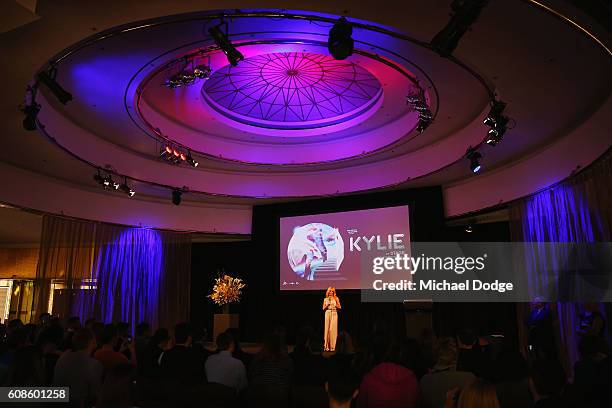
483 100 509 146
186 151 199 168
119 177 135 197
160 145 199 167
37 68 73 104
172 189 182 206
328 17 354 60
466 148 482 173
431 0 490 57
93 169 119 190
208 23 244 66
406 92 433 133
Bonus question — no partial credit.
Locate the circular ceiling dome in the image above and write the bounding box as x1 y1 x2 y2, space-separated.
201 52 383 130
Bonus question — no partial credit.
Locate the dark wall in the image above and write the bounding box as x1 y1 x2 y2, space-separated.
190 187 516 344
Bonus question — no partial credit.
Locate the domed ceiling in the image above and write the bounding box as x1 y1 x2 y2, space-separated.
0 1 610 232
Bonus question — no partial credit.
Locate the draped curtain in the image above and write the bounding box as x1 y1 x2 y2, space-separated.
33 216 191 333
510 150 612 374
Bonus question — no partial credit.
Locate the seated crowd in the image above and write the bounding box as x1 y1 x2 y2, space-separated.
0 314 611 407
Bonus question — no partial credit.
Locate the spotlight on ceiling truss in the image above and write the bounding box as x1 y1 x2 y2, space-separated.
164 56 212 89
430 0 490 57
160 145 198 167
93 169 120 190
406 90 433 133
36 67 73 104
208 22 244 67
466 148 482 173
118 177 135 197
172 188 183 206
328 17 354 60
483 100 509 146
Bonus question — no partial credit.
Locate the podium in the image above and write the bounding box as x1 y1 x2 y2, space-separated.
213 312 239 341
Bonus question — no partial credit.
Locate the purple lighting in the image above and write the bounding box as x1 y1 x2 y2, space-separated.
202 52 383 129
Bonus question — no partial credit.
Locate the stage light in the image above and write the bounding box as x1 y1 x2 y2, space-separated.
465 224 473 233
186 151 199 167
119 177 135 197
193 64 212 79
466 148 482 173
36 68 73 104
483 100 506 127
208 23 244 66
22 103 40 131
430 0 490 57
172 189 182 206
328 17 354 60
484 102 509 146
94 169 120 190
406 92 433 133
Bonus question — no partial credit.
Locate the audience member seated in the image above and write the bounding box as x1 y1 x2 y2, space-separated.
5 345 45 386
53 328 103 406
134 322 151 366
205 331 248 392
290 326 325 386
528 359 567 408
326 363 360 408
60 316 81 351
96 363 137 408
159 322 205 387
94 324 136 374
444 378 500 408
226 328 253 368
36 324 63 384
490 347 533 408
139 327 169 379
357 338 419 408
420 337 476 408
573 335 611 407
249 333 294 387
456 329 486 377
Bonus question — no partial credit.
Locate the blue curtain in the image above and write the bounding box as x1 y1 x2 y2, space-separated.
34 216 191 333
511 151 611 374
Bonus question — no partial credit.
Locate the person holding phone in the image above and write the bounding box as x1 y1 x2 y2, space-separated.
323 287 341 352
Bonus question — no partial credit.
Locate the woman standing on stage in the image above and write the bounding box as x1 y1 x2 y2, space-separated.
323 287 341 352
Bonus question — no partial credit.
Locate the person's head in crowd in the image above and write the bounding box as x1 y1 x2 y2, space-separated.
260 332 287 361
7 318 24 335
96 363 136 408
23 323 38 344
491 349 529 382
92 322 105 345
151 328 170 350
66 316 81 331
326 364 360 408
101 324 119 347
457 328 478 349
38 312 51 327
5 345 45 386
529 360 566 402
295 326 313 352
457 378 500 408
72 328 97 354
399 338 424 374
116 322 130 338
433 337 459 371
336 331 354 354
173 322 193 347
578 334 608 360
36 326 62 354
136 322 150 338
84 318 96 330
7 327 29 350
225 328 243 352
215 331 235 353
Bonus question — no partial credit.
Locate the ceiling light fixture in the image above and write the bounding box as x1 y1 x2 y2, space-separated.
406 90 433 133
328 17 354 60
119 177 135 197
483 100 509 146
466 148 482 173
172 189 182 206
431 0 490 57
208 22 244 66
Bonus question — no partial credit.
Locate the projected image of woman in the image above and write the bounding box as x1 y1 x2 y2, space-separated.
323 287 341 351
